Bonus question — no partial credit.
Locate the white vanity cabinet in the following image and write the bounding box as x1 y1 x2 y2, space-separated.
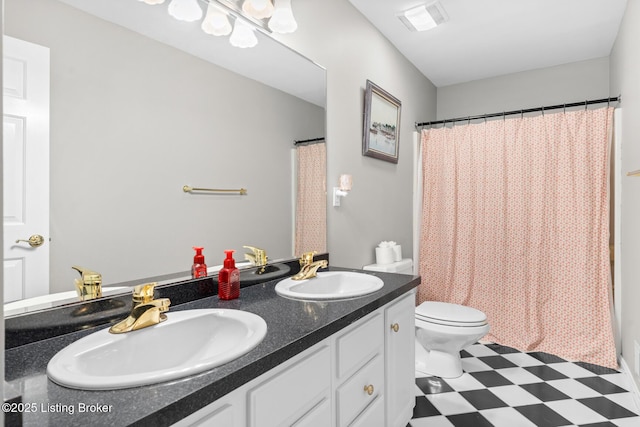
385 293 416 427
173 290 416 427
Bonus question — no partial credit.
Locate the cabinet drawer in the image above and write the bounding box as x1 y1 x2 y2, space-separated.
350 395 385 427
292 397 331 427
336 313 383 379
248 345 331 427
336 353 384 427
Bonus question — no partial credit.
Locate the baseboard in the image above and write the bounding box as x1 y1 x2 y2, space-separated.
619 356 640 413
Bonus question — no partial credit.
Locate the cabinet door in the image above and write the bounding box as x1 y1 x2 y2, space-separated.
248 345 331 427
385 293 416 427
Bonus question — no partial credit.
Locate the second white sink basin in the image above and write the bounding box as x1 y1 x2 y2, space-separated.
275 271 384 300
47 309 267 390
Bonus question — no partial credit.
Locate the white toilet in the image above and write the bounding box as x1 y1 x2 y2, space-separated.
415 301 490 378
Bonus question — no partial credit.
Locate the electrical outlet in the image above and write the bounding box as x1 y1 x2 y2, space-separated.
635 341 640 376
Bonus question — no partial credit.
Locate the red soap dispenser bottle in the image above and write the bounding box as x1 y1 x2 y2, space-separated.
192 247 207 279
218 250 240 300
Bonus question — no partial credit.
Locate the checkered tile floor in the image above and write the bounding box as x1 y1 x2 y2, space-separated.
409 343 640 427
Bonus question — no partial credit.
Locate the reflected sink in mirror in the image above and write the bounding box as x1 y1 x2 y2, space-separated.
275 271 384 301
47 309 267 390
240 263 291 286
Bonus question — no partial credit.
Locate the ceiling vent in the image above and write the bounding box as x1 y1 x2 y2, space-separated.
398 1 449 32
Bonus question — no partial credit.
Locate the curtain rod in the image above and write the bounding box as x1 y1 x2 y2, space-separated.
415 96 621 129
294 137 325 146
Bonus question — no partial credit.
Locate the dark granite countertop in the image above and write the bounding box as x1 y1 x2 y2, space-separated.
5 266 419 427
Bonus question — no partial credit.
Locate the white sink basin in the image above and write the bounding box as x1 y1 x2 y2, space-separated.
47 309 267 390
275 271 384 300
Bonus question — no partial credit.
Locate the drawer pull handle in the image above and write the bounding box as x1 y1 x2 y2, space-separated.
363 384 374 395
391 323 400 333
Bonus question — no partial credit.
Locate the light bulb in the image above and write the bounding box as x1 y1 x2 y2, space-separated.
268 0 297 34
229 20 258 48
167 0 203 22
242 0 274 19
201 3 232 36
138 0 165 4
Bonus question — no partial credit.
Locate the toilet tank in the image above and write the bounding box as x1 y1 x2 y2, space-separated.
362 259 413 275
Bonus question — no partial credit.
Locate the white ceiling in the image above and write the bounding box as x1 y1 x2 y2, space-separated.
348 0 628 87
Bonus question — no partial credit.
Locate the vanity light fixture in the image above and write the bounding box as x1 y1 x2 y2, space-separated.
268 0 298 33
333 174 352 207
202 2 233 35
229 19 258 48
398 1 448 32
136 0 298 47
242 0 274 19
168 0 204 22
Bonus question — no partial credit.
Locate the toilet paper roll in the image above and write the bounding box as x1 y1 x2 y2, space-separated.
375 247 395 265
393 245 402 262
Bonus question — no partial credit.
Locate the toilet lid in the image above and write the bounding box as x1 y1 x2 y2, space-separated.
416 301 487 327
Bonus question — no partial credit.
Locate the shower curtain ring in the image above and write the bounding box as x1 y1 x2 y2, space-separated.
584 100 588 110
563 104 566 113
541 106 544 116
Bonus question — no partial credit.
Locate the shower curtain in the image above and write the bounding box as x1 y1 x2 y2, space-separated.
294 142 327 256
418 107 617 368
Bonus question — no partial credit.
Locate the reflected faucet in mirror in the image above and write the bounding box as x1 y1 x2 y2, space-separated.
243 246 268 272
109 283 171 334
292 251 327 280
72 266 102 301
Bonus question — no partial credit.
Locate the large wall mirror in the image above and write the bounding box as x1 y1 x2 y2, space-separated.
3 0 326 316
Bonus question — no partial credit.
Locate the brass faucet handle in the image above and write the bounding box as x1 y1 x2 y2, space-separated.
132 282 158 304
299 251 317 266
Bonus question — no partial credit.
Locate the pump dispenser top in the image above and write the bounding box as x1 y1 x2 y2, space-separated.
224 250 236 269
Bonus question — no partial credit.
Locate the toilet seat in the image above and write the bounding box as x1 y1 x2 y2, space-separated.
416 301 487 327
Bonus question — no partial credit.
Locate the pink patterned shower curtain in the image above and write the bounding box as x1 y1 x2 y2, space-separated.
294 142 327 256
418 107 617 368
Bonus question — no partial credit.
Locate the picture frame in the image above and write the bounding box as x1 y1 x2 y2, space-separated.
362 80 401 164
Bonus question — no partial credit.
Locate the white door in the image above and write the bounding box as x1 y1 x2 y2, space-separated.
3 36 50 303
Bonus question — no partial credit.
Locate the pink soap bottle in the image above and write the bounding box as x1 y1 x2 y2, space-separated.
218 250 240 300
191 247 207 279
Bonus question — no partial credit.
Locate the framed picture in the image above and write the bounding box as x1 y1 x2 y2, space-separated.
362 80 401 164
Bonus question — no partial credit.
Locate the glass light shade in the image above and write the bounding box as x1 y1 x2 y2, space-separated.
201 3 232 36
339 174 352 191
138 0 165 4
229 20 258 48
167 0 203 22
242 0 274 19
268 0 297 34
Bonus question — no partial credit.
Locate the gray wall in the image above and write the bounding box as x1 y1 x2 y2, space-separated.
610 0 640 393
275 0 437 269
437 57 610 119
5 0 325 291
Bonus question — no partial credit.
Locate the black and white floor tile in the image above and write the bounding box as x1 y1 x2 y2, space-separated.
409 343 640 427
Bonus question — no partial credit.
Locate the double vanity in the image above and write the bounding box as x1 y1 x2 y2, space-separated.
5 255 420 426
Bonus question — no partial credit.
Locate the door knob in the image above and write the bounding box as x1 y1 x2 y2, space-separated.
15 234 45 248
391 323 400 332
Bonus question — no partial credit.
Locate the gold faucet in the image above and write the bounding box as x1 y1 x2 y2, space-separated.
292 251 327 280
243 245 268 267
72 266 102 301
109 283 171 334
